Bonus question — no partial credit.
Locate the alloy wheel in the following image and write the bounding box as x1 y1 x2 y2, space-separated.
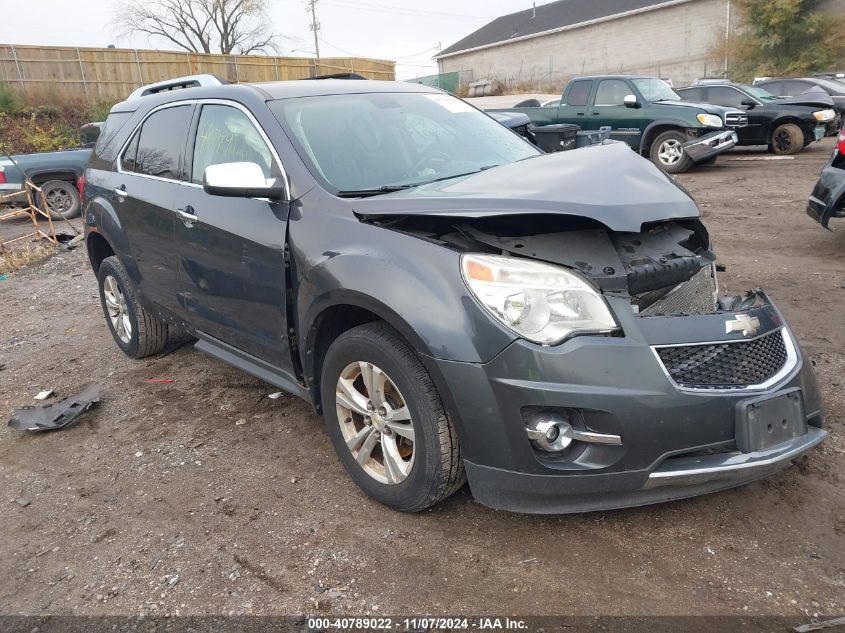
45 184 74 215
335 361 415 485
103 275 132 344
657 139 684 166
774 130 792 153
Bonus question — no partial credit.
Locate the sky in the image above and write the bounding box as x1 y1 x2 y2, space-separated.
0 0 534 79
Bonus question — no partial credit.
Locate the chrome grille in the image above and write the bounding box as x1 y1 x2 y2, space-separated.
655 330 788 390
725 111 748 129
640 265 717 316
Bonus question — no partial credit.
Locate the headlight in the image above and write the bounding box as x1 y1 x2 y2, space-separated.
697 113 724 128
461 254 619 345
813 109 836 122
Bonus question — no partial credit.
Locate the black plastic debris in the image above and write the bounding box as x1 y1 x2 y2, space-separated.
57 233 85 251
8 384 100 432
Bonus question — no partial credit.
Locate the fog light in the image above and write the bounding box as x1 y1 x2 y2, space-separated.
525 412 574 452
524 411 623 453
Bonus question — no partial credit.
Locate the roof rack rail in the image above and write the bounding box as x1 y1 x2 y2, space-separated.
305 72 369 80
127 74 228 100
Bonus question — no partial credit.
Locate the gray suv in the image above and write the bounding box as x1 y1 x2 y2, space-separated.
83 75 825 514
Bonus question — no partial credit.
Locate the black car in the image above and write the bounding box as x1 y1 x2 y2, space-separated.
83 75 825 514
807 122 845 228
754 77 845 122
677 83 836 154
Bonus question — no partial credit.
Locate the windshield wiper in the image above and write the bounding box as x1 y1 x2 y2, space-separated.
336 166 500 198
336 184 417 198
415 165 500 186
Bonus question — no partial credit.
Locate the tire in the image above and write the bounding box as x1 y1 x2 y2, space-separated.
320 322 465 512
41 180 81 220
769 123 804 155
649 130 693 174
97 256 168 359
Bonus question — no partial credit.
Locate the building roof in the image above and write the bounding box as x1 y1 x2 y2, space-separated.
437 0 689 58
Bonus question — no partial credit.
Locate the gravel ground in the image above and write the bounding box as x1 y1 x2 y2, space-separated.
0 139 843 618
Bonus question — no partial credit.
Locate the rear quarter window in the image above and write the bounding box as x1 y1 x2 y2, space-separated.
92 112 134 163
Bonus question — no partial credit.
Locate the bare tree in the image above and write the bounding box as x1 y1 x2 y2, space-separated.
116 0 279 55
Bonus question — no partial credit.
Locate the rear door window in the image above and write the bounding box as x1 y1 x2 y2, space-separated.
784 80 812 96
760 81 783 95
566 80 594 107
123 105 193 180
679 87 703 102
707 87 745 108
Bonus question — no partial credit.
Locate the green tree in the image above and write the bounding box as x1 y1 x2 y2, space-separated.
717 0 845 81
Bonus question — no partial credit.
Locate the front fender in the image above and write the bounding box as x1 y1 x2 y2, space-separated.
641 119 698 154
291 209 516 366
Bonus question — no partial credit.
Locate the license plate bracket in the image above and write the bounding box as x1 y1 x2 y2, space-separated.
735 388 806 453
814 126 826 141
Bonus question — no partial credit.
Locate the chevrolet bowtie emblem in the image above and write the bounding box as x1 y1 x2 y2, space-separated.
725 314 761 337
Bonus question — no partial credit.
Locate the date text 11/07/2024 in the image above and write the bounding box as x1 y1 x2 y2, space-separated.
307 617 529 630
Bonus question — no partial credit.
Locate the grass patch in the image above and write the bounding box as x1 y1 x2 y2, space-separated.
0 242 57 275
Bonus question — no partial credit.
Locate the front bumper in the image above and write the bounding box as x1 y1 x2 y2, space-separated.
684 130 738 163
807 160 845 228
435 296 825 514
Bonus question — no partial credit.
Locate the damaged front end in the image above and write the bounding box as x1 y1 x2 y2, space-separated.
352 143 760 324
367 212 741 322
348 144 824 513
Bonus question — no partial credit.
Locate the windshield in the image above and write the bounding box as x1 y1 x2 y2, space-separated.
269 92 541 195
742 85 779 102
632 78 681 102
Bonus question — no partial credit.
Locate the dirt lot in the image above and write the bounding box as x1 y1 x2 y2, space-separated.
0 139 843 618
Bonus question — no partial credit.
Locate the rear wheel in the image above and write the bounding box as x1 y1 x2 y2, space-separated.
41 180 81 220
320 322 465 512
97 256 168 358
649 130 693 174
769 123 804 155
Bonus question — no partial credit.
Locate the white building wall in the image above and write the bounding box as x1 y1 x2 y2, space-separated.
437 0 730 89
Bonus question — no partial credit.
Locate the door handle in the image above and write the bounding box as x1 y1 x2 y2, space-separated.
176 205 198 227
114 185 127 197
576 112 585 116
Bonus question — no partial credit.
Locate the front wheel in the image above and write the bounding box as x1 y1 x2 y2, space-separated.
649 130 693 174
320 322 465 512
769 123 804 155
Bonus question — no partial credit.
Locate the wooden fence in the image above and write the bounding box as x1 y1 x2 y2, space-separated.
0 44 395 103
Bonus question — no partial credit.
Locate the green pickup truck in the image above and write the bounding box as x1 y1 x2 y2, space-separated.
491 75 748 173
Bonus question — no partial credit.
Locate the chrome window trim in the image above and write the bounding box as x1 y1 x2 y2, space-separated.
650 327 799 393
115 98 291 201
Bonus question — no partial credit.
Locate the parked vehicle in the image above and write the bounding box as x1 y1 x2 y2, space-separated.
753 77 845 126
812 72 845 83
487 111 532 138
807 122 845 228
677 82 836 154
489 75 746 174
0 122 103 219
84 75 825 514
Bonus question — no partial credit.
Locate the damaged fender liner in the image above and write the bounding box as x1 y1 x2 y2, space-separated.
8 384 101 432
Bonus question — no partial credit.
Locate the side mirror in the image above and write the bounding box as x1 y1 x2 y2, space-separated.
741 99 756 109
203 162 285 200
623 94 641 109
